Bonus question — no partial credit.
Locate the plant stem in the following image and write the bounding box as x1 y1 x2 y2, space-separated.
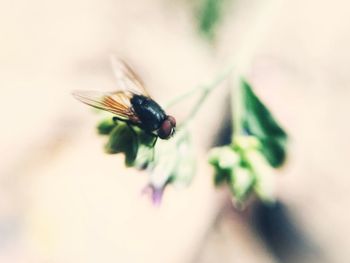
232 74 243 138
230 0 283 139
180 64 235 127
165 85 203 109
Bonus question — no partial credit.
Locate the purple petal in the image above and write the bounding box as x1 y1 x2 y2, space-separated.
142 184 165 206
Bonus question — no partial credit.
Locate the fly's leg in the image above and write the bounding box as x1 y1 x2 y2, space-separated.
143 131 158 148
113 116 138 137
151 136 158 147
112 116 138 142
114 116 159 162
126 122 138 139
117 116 157 148
149 136 158 162
112 116 129 124
126 123 158 166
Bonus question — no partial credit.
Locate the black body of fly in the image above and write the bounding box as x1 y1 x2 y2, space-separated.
130 95 166 132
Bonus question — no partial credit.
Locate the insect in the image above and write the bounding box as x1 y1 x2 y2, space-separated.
73 58 176 140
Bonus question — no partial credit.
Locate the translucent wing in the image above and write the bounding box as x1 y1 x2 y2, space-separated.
110 56 150 96
73 90 141 124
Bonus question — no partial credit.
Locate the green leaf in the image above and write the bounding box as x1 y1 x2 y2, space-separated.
240 79 287 167
260 137 287 168
105 124 138 166
97 118 116 135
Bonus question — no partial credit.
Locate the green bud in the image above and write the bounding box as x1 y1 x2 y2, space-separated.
209 146 239 186
230 166 253 201
233 136 260 151
245 149 275 203
208 146 239 169
218 147 240 169
208 147 222 166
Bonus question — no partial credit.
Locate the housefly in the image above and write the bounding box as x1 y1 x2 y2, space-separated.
73 58 176 140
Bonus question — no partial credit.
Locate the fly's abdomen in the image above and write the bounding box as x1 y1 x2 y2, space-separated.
131 95 166 131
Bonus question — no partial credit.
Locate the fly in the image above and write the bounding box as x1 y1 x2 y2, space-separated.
73 58 176 140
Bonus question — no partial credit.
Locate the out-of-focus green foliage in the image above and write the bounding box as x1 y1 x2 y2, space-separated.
97 119 156 167
240 79 287 167
96 118 196 200
105 123 138 166
196 0 228 41
209 79 288 204
97 118 116 135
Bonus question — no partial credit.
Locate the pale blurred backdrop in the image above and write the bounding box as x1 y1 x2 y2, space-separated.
0 0 350 262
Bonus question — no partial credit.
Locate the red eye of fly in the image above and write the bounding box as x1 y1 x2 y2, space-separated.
158 116 176 139
167 115 176 127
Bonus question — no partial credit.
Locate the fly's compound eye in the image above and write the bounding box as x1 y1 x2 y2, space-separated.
158 117 176 139
167 115 176 127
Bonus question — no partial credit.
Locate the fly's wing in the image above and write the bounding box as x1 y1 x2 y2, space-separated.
72 90 141 124
110 56 150 97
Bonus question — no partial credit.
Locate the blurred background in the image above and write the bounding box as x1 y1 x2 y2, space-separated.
0 0 349 262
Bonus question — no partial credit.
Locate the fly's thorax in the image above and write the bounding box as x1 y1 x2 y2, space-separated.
130 95 166 132
130 95 145 106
